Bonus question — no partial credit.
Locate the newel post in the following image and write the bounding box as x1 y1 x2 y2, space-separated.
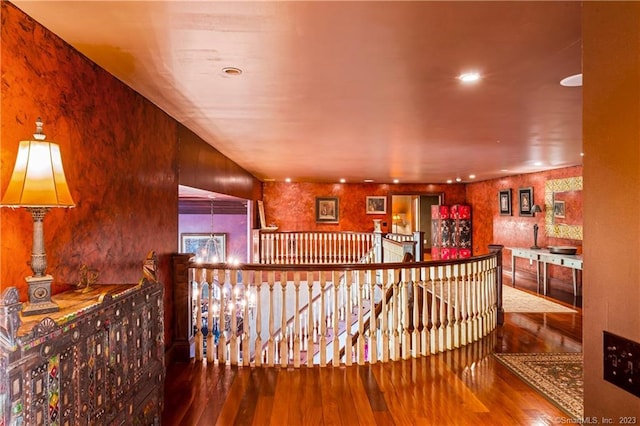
172 253 195 361
412 231 424 261
488 244 505 325
373 232 383 263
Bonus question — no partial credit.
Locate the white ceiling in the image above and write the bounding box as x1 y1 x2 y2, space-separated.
13 1 583 185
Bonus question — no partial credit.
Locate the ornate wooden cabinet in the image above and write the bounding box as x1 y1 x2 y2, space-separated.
0 280 164 425
431 204 472 260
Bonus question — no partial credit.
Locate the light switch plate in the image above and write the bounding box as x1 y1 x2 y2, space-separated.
603 331 640 398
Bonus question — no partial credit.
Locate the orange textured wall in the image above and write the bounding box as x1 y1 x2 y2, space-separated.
1 3 178 345
583 3 640 416
466 165 583 289
263 182 466 233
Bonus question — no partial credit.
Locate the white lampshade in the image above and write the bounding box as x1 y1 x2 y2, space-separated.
1 140 75 208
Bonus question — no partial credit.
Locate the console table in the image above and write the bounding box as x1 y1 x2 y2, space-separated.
509 247 583 296
0 279 164 425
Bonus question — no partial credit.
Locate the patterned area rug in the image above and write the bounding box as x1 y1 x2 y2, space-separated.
493 352 583 419
502 285 577 313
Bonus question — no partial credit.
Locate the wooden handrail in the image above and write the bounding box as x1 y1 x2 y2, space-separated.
173 245 504 366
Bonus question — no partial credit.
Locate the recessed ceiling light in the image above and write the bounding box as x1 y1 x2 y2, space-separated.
393 179 399 184
285 178 291 183
560 73 582 87
222 66 243 76
533 161 543 167
455 177 462 182
364 179 374 183
447 179 453 184
339 178 346 183
458 72 481 83
468 174 476 179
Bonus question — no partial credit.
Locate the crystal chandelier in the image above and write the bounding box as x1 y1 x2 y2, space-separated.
197 197 220 263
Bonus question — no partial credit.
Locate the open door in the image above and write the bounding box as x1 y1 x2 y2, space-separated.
391 193 441 253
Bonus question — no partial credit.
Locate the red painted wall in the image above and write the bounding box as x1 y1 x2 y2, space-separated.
1 3 178 346
178 125 262 201
263 182 466 233
466 165 583 290
264 168 582 292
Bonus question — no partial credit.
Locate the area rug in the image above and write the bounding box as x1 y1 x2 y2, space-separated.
502 285 577 313
493 352 583 419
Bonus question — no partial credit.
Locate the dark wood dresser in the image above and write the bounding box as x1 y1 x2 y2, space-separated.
0 280 165 425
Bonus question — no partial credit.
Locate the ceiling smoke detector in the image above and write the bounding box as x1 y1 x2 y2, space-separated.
222 67 243 76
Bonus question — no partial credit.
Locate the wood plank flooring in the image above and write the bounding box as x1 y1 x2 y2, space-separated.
162 273 582 425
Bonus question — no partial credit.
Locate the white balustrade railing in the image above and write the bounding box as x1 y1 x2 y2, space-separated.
181 247 503 367
253 231 376 264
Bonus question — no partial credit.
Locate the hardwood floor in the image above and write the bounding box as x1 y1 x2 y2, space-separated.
162 273 582 425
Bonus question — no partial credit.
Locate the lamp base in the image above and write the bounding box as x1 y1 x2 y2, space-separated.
530 245 542 250
22 275 59 316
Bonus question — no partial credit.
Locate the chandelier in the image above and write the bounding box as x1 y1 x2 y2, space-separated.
192 277 256 347
197 197 220 263
190 195 256 348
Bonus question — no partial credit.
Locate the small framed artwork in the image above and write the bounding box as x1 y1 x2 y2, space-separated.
180 233 227 262
499 189 512 216
553 200 566 219
518 187 534 216
316 197 339 223
366 196 387 214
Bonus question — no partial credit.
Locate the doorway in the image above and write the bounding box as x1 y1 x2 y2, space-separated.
391 194 441 252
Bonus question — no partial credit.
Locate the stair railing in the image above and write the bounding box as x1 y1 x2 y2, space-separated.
172 245 504 367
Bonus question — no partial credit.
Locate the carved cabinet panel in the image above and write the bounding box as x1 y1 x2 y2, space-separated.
0 280 164 425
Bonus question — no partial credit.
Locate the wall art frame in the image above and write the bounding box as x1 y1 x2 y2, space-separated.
518 187 534 216
499 189 512 216
180 233 227 262
316 197 339 223
366 196 387 214
553 200 566 219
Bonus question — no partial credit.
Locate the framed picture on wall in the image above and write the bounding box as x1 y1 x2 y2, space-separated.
518 187 534 216
366 196 387 214
499 189 512 216
553 200 566 219
316 197 339 223
180 233 226 262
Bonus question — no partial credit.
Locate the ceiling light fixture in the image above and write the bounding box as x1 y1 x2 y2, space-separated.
339 178 346 183
560 73 582 87
364 179 374 183
458 72 481 83
392 179 399 184
455 177 462 182
469 174 476 179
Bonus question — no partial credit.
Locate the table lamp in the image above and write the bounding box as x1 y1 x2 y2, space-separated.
1 118 75 315
531 204 543 249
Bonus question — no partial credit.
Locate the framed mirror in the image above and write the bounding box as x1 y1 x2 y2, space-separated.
544 176 583 240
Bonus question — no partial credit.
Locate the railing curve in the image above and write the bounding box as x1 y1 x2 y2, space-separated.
172 245 504 367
